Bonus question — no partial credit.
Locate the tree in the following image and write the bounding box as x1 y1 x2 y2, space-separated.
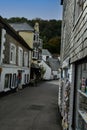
47 36 61 54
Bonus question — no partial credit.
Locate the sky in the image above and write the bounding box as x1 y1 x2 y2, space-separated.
0 0 62 20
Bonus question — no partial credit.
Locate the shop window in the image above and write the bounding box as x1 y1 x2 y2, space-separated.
10 43 16 64
74 62 87 129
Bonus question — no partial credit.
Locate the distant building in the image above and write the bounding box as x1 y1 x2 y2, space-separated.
39 49 52 80
42 49 52 61
39 60 52 80
47 58 60 79
39 49 60 80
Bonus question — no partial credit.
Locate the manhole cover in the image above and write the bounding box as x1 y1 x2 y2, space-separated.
29 104 44 111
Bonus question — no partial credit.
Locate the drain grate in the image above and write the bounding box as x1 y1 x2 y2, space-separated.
29 104 44 111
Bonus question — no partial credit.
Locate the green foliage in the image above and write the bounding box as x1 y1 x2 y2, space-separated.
47 36 61 54
5 17 28 23
5 17 61 54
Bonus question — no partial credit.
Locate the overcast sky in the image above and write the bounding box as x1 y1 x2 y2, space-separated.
0 0 62 20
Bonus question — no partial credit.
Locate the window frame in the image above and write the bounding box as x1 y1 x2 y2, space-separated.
18 47 23 66
24 51 28 67
10 43 16 64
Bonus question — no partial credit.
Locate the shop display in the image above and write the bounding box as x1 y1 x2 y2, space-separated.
77 63 87 130
80 77 87 95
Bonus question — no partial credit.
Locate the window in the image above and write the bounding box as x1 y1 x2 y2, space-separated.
10 43 16 64
72 62 87 129
4 74 12 89
32 49 38 59
12 73 16 87
18 47 23 66
4 74 9 89
24 52 28 67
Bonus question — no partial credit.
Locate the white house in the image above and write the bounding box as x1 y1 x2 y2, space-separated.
46 58 60 79
42 49 52 61
40 49 60 80
39 60 53 80
0 16 32 92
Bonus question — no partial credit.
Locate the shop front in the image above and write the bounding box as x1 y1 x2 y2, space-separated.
72 59 87 130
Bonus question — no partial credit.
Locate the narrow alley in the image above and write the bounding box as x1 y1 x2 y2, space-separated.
0 80 62 130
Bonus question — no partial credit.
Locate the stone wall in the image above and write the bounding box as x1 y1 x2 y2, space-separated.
3 32 29 66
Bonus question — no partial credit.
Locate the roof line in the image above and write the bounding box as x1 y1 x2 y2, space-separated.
0 16 33 51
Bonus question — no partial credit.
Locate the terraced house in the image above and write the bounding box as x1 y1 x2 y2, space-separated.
59 0 87 130
0 16 32 92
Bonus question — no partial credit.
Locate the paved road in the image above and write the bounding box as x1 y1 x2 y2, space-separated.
0 80 62 130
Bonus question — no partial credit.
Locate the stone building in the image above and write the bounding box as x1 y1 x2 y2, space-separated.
0 16 32 92
59 0 87 130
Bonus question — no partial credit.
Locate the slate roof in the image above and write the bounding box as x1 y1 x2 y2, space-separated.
46 58 60 71
42 49 52 56
10 23 34 32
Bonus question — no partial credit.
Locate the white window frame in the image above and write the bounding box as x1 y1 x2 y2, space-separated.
24 51 28 67
10 43 16 64
4 74 12 89
18 47 23 66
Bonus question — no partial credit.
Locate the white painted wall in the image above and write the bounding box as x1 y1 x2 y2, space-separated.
0 64 30 92
39 60 53 80
42 55 52 62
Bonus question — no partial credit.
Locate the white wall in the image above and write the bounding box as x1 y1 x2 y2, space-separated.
0 65 30 92
53 71 60 79
39 60 52 80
